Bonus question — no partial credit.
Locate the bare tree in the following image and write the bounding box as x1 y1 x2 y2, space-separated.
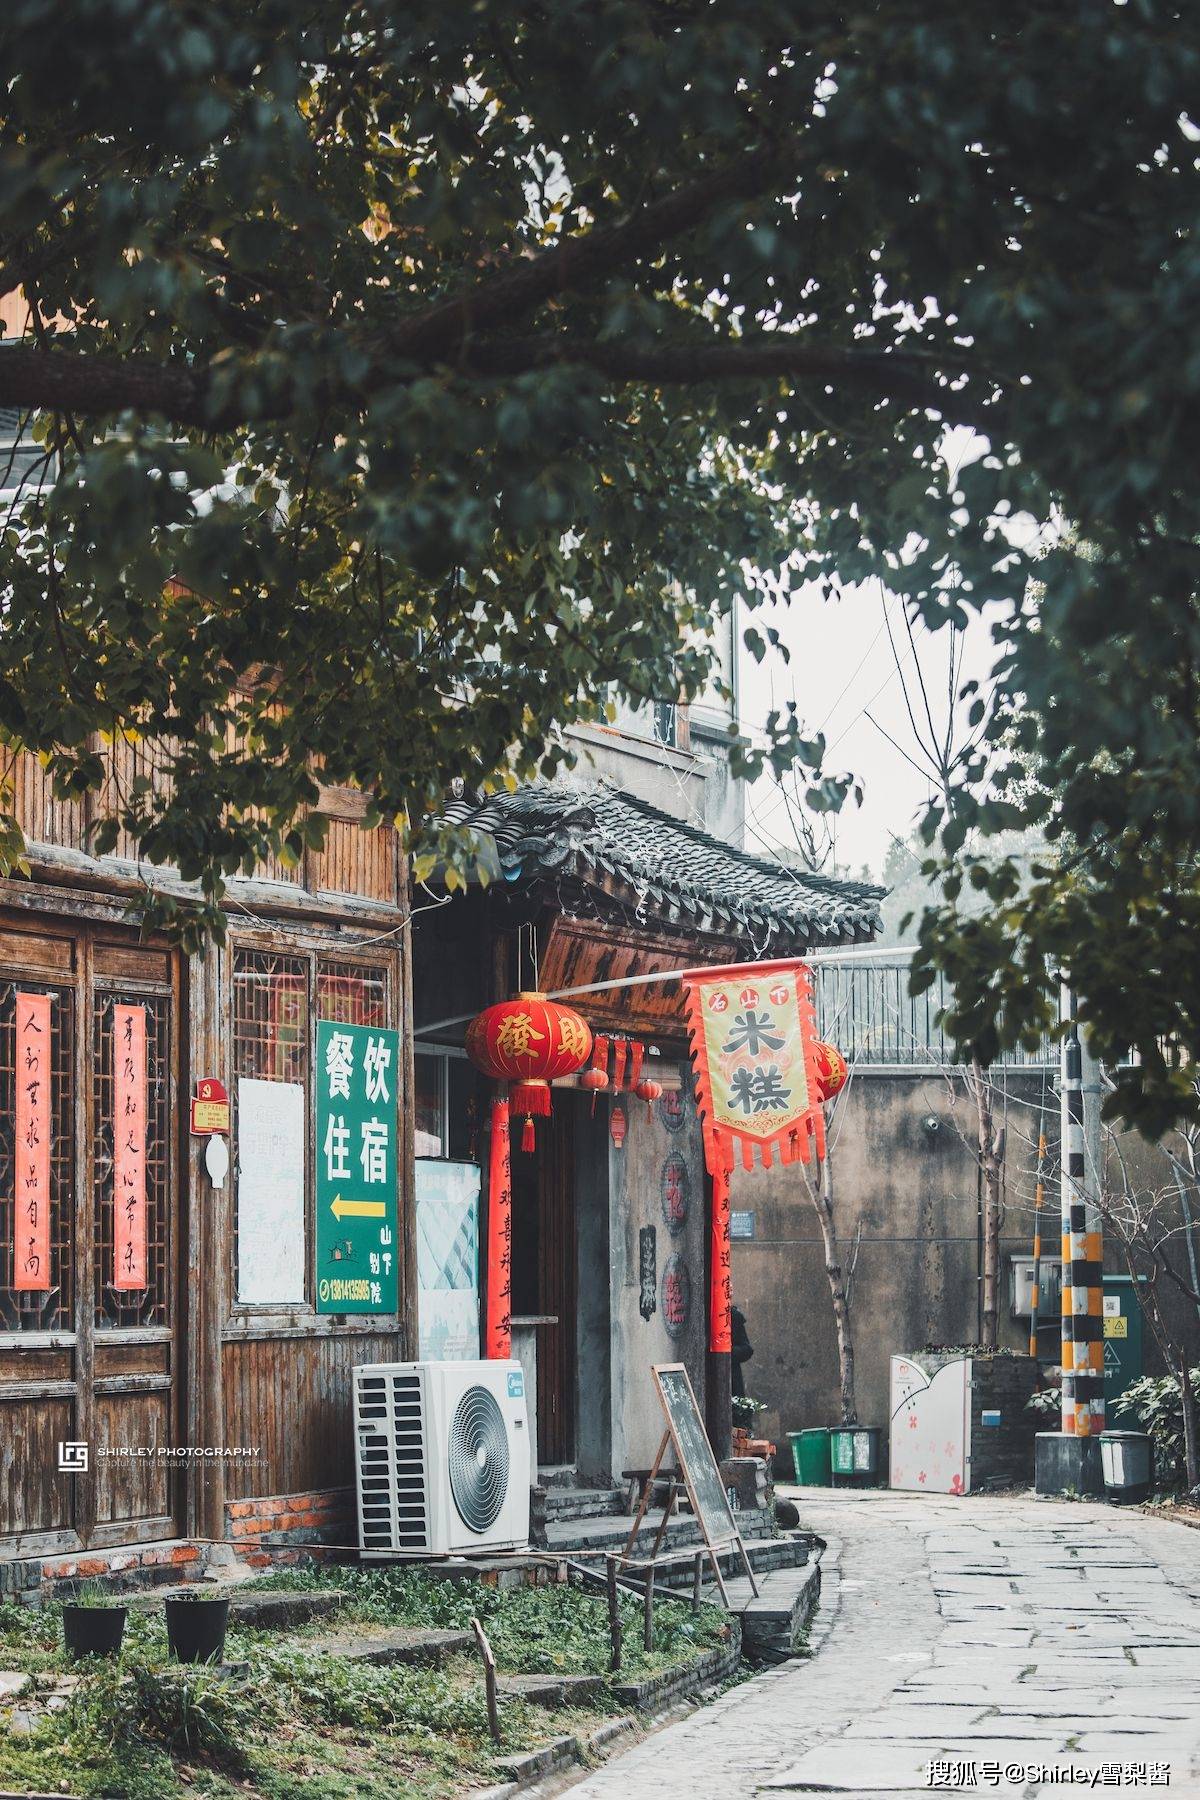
798 1085 863 1425
934 1057 1010 1349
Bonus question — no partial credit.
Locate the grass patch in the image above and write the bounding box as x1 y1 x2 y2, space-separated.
241 1561 728 1678
0 1565 731 1797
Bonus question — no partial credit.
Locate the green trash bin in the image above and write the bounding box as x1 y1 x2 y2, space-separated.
830 1425 881 1484
788 1427 832 1486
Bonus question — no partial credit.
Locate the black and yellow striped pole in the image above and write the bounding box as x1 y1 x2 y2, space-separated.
1060 985 1105 1436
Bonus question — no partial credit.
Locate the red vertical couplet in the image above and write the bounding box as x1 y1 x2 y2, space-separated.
485 1095 512 1358
112 1003 148 1291
708 1138 734 1353
13 992 52 1292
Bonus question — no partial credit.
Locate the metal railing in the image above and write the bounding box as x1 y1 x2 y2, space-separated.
816 960 1055 1068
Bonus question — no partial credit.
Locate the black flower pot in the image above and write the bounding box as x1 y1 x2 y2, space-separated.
165 1595 229 1665
62 1602 127 1659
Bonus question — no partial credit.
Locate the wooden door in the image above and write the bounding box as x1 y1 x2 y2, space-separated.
0 917 183 1554
510 1100 576 1469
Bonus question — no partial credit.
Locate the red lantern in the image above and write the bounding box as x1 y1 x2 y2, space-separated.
635 1077 663 1111
813 1041 848 1103
466 993 593 1150
610 1104 627 1149
580 1065 609 1115
584 1035 610 1111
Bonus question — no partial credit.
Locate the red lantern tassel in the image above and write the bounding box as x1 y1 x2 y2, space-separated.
521 1115 536 1153
510 1079 552 1119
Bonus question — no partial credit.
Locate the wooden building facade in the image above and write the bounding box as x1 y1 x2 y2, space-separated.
415 782 883 1488
0 746 414 1588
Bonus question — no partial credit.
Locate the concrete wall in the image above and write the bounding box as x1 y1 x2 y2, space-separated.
565 717 745 844
574 1099 613 1485
730 1069 1200 1446
602 1064 709 1481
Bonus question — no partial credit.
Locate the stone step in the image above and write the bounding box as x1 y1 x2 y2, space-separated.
723 1557 822 1666
543 1487 626 1522
498 1671 606 1710
311 1625 477 1668
127 1583 347 1630
544 1505 778 1559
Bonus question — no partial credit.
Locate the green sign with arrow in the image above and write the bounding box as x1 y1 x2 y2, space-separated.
315 1019 399 1315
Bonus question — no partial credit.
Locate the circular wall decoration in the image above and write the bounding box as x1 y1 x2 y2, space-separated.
660 1153 691 1235
656 1088 686 1133
660 1253 691 1340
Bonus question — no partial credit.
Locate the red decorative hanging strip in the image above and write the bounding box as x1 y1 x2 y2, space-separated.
485 1097 512 1358
112 1004 148 1291
13 992 51 1293
708 1127 735 1352
681 959 825 1172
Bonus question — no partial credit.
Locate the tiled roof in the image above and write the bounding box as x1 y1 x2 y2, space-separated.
443 782 884 949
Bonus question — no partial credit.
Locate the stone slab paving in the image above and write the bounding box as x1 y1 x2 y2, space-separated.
560 1487 1200 1800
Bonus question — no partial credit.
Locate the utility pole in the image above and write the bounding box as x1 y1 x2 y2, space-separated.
1059 985 1105 1438
1079 1016 1106 1436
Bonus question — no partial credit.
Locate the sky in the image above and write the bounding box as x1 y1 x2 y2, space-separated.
738 579 1000 883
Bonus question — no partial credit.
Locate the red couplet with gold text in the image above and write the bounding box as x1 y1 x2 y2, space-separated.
13 992 51 1292
113 1003 148 1291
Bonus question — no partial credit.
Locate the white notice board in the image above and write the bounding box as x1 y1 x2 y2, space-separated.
236 1078 306 1304
415 1158 481 1360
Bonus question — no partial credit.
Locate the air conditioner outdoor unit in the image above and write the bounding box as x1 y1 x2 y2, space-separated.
354 1360 530 1559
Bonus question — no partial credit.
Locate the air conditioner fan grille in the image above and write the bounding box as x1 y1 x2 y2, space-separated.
447 1385 509 1533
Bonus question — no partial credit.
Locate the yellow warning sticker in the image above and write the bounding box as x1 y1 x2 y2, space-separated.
1103 1316 1128 1339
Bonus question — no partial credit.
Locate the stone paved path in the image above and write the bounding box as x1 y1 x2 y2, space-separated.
563 1487 1200 1800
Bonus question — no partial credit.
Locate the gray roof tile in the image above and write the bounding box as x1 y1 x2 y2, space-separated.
443 781 883 949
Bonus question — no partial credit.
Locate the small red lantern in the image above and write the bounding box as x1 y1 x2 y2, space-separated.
466 993 593 1150
635 1077 663 1111
813 1041 848 1103
580 1065 609 1114
610 1104 627 1150
582 1034 610 1112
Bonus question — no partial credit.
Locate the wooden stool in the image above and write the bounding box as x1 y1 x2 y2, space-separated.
621 1465 682 1516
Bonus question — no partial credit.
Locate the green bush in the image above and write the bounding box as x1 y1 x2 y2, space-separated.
1114 1368 1200 1490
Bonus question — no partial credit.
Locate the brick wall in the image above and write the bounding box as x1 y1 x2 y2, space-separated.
225 1486 356 1566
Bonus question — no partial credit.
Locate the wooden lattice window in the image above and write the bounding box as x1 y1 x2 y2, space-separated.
233 951 308 1085
317 962 388 1028
93 991 172 1329
232 948 391 1308
0 980 73 1332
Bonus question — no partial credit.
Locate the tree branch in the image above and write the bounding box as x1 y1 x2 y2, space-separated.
0 342 207 425
0 136 970 427
465 335 954 408
378 137 796 361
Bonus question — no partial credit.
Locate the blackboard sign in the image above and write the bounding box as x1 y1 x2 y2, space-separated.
653 1363 738 1549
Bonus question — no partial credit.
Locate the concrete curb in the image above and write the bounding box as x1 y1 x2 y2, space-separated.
611 1627 742 1709
475 1715 641 1800
473 1632 746 1800
1139 1501 1200 1531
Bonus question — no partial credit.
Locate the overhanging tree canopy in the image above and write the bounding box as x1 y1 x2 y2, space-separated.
2 1 1199 1124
